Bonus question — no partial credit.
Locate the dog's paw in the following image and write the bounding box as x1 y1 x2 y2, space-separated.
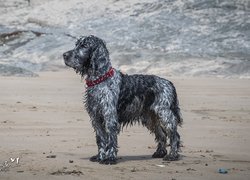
89 155 100 162
163 153 179 161
99 158 117 165
152 149 167 158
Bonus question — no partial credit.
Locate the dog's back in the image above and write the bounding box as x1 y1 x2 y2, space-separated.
117 72 182 128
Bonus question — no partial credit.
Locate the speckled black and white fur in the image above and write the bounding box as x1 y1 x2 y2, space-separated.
63 35 183 165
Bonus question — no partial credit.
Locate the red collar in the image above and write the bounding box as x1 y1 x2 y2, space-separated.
85 68 115 87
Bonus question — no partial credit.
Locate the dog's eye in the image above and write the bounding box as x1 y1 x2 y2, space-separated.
81 43 88 48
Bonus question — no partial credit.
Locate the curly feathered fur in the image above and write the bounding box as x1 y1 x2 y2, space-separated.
63 35 183 165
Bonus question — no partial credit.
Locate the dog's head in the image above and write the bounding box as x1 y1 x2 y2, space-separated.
63 35 110 76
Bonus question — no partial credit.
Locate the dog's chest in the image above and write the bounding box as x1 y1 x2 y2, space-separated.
85 80 121 115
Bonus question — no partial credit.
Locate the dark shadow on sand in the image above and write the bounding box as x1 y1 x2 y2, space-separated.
118 155 153 163
81 154 153 163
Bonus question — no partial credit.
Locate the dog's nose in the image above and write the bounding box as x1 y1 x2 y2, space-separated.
63 52 69 59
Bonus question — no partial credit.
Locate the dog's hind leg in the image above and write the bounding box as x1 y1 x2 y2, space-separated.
152 125 168 158
164 126 180 161
158 110 181 161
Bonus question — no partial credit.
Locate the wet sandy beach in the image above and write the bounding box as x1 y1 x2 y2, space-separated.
0 70 250 179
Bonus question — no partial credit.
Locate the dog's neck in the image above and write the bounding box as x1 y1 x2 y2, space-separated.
85 67 114 87
86 56 112 81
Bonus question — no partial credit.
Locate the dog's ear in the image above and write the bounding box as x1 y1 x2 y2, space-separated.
89 40 110 73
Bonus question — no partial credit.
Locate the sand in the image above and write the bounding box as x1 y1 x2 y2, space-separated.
0 70 250 180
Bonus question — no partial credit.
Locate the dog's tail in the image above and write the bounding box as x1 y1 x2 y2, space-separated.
175 101 183 126
171 87 183 127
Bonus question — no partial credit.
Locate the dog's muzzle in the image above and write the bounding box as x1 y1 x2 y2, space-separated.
63 51 73 67
63 52 70 61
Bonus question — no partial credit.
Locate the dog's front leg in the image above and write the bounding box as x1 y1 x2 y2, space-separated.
99 113 119 165
90 124 107 162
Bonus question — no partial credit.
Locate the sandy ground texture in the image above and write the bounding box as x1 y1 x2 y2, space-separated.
0 70 250 180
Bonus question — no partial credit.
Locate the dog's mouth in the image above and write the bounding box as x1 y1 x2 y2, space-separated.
63 59 76 70
64 59 88 76
64 59 71 67
63 50 91 76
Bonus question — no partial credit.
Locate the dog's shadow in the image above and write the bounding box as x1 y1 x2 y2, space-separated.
118 155 152 163
81 155 153 163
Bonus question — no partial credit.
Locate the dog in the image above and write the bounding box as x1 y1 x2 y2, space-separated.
63 35 183 165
